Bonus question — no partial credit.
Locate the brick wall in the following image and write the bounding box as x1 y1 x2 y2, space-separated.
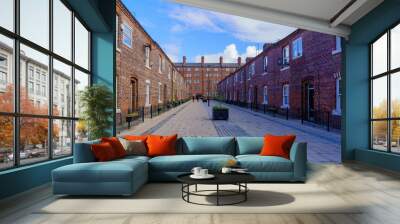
218 30 342 125
116 0 188 125
175 56 240 97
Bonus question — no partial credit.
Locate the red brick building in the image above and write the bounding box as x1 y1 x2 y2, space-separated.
217 30 342 126
116 0 189 126
175 56 240 97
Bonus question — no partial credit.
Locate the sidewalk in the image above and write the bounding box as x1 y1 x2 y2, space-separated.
119 101 218 136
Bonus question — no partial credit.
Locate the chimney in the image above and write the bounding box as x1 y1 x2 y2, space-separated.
246 57 253 63
183 56 186 64
237 57 242 65
219 56 223 65
263 43 272 51
201 56 205 64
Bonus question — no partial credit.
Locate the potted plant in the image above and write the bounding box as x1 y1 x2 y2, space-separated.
212 105 229 120
79 84 114 140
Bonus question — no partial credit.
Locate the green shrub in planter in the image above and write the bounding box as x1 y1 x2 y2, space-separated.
212 105 229 120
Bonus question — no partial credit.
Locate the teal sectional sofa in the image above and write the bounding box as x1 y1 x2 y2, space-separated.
52 137 307 196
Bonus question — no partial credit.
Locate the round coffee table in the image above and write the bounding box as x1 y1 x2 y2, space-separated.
177 173 255 206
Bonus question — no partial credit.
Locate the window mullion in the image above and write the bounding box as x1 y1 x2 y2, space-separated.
388 30 391 152
14 0 21 167
48 0 54 160
71 10 76 155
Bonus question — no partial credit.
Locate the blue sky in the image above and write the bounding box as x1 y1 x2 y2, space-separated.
122 0 295 63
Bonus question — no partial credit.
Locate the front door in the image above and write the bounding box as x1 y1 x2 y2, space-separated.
163 84 167 103
130 78 138 112
305 83 315 121
253 86 258 107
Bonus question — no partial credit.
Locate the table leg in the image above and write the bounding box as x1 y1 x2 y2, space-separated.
245 183 247 201
217 184 219 206
195 184 198 192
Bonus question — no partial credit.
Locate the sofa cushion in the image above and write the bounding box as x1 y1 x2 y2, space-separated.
73 140 100 163
236 155 293 172
178 137 235 155
53 158 147 183
149 154 235 172
236 137 264 155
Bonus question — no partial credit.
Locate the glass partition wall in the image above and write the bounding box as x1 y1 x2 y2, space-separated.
0 0 91 170
371 23 400 153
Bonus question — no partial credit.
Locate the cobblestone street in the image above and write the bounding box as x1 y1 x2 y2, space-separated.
122 100 341 163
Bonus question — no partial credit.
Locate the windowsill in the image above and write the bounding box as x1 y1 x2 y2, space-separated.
332 109 342 116
280 66 290 71
116 48 121 53
292 55 302 60
262 72 268 76
145 65 151 70
281 105 290 109
0 156 72 175
145 104 152 107
332 49 342 55
116 108 121 113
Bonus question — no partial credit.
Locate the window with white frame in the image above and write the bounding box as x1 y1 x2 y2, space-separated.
333 77 342 115
158 55 162 73
263 86 268 104
145 46 150 68
282 84 290 107
292 37 303 59
282 45 290 65
145 80 151 106
248 62 255 79
263 56 268 72
158 82 162 103
122 23 132 48
333 36 342 54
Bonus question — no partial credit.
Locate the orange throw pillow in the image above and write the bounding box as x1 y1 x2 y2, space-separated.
124 135 148 141
260 134 296 159
146 134 178 157
101 137 127 158
91 142 117 162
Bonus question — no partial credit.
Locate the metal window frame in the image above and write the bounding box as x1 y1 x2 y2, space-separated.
370 20 400 154
0 0 92 171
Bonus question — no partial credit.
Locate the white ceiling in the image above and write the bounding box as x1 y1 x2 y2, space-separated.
172 0 384 38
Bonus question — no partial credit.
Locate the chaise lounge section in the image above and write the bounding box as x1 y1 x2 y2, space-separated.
52 137 307 196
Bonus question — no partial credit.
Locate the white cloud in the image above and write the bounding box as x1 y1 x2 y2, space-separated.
168 6 295 43
194 44 257 63
169 7 224 33
163 43 180 62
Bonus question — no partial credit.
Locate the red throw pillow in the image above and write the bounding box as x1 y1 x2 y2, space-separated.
260 134 296 159
91 142 117 162
101 137 126 158
146 134 178 157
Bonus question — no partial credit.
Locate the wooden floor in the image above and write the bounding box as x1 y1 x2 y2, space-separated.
1 162 400 224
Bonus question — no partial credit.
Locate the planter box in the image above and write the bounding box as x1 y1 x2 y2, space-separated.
212 108 229 120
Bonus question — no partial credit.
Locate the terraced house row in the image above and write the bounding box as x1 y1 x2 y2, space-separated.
116 0 189 127
217 29 342 128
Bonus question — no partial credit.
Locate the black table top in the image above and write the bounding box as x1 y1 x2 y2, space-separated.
177 173 255 185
